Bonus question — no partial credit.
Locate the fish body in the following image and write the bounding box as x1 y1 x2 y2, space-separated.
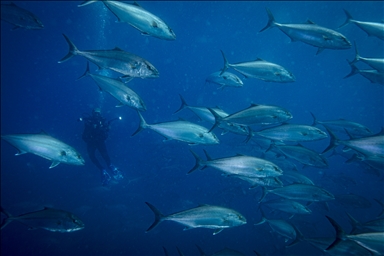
280 170 315 185
351 41 384 72
236 175 283 188
263 199 312 214
206 71 244 89
79 1 175 40
260 8 351 54
188 150 283 178
260 184 335 202
132 112 219 145
145 202 246 235
256 124 328 142
1 132 85 168
58 34 159 79
1 2 44 30
78 62 146 111
220 51 295 82
339 9 384 40
1 207 84 232
255 217 296 242
345 63 384 85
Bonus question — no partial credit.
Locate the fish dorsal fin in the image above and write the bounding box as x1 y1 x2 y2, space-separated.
256 57 265 61
198 204 210 207
112 47 124 51
40 130 49 135
305 19 316 25
132 1 142 8
250 103 260 107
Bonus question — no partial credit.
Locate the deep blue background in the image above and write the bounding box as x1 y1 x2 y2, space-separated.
1 1 383 255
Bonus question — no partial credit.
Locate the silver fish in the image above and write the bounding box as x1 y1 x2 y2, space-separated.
263 199 312 214
188 149 283 178
1 2 44 30
1 207 84 232
344 62 384 85
78 62 146 111
260 8 351 55
268 143 328 168
339 9 384 40
220 50 295 82
311 111 372 137
346 213 384 234
255 124 328 142
236 175 283 189
79 1 175 40
206 71 243 89
280 170 315 185
132 111 219 145
1 132 85 168
259 184 335 202
58 34 159 79
145 202 246 235
350 41 384 72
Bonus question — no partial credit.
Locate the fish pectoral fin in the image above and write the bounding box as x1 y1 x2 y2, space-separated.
213 228 224 235
15 150 28 156
316 48 325 55
49 161 60 169
141 32 150 36
60 151 66 156
183 226 193 231
115 103 125 108
120 76 134 83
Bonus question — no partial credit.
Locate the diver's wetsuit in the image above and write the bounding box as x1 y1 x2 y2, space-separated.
82 113 111 172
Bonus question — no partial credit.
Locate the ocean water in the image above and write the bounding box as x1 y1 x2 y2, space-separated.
1 1 383 255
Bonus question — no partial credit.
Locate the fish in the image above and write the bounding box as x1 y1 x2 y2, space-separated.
1 206 84 232
208 104 293 131
311 111 372 137
325 216 384 255
131 111 219 145
346 212 384 234
77 62 146 111
78 1 176 41
344 62 384 85
350 41 384 72
259 184 335 202
263 199 312 215
323 127 384 158
255 124 328 142
145 202 246 235
280 170 315 185
205 71 244 89
255 208 297 243
236 175 284 189
268 143 328 168
339 9 384 40
188 149 283 178
58 34 159 79
1 132 85 168
220 50 295 82
1 2 44 30
260 8 351 55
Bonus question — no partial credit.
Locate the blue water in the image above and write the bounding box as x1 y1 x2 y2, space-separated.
1 1 383 255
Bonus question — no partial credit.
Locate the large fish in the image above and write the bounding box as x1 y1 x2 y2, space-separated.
78 1 176 41
58 34 159 79
263 199 312 215
209 104 293 131
236 175 283 189
1 132 85 168
145 202 246 235
339 9 384 40
1 2 44 30
205 71 244 89
78 62 146 111
220 50 295 82
255 124 328 142
1 207 84 232
259 184 335 202
260 8 351 55
344 62 384 85
350 41 384 72
132 111 219 145
311 111 372 137
188 149 283 178
280 170 315 185
346 213 384 234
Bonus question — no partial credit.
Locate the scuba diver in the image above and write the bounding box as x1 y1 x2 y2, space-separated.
79 108 123 186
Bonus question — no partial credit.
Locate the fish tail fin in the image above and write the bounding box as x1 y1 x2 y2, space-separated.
145 202 165 232
219 50 230 75
187 150 204 174
286 224 305 248
322 126 339 154
254 206 267 225
309 111 319 126
344 61 359 79
350 41 361 65
131 111 149 136
258 187 270 203
325 216 346 251
202 149 213 161
345 212 359 234
0 207 13 230
259 8 276 32
338 9 353 29
173 94 188 114
58 34 79 63
76 62 91 81
207 108 223 133
78 0 98 7
195 244 207 256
